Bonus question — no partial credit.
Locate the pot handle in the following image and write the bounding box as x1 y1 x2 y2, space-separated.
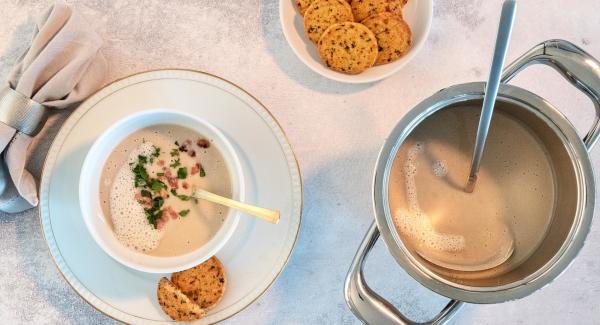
344 222 464 325
501 39 600 151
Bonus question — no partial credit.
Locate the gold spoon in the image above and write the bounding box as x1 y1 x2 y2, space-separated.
192 188 280 224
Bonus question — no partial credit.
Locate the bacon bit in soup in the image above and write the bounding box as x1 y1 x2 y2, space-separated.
157 159 165 166
157 212 172 229
163 169 179 188
191 163 200 175
188 150 196 157
159 188 169 198
163 206 178 220
156 218 166 230
167 177 178 189
134 192 152 207
197 138 210 148
182 181 189 189
178 144 189 152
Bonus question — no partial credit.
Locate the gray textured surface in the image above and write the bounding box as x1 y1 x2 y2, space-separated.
2 0 600 324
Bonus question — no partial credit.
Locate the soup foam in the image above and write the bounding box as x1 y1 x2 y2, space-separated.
394 143 466 253
110 142 164 252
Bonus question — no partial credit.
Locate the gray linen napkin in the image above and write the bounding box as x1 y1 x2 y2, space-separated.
0 3 107 212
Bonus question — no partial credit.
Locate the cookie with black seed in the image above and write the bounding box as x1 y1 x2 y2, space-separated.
171 256 227 310
297 0 351 15
304 0 354 44
297 0 313 15
157 277 206 321
351 0 405 21
318 22 378 74
362 12 412 65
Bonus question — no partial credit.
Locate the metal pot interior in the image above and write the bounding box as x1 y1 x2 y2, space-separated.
385 97 583 291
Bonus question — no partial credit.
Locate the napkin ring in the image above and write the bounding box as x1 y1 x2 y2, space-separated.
0 86 47 136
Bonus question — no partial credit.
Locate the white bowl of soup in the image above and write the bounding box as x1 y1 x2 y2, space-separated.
79 109 244 273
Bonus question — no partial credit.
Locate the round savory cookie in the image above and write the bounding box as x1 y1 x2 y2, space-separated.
351 0 405 21
362 12 412 65
157 277 206 321
297 0 351 15
318 22 378 74
171 256 227 310
304 0 354 44
296 0 313 15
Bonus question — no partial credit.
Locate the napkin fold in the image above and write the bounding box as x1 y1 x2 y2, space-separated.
0 3 107 213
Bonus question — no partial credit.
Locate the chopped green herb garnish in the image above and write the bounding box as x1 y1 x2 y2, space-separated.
170 148 180 157
170 158 181 168
143 197 165 227
138 155 148 164
156 172 165 177
170 189 191 201
199 166 206 177
152 146 161 157
145 208 163 228
153 196 164 209
179 209 190 217
150 179 167 192
177 167 188 179
175 141 180 146
132 163 149 187
140 190 152 198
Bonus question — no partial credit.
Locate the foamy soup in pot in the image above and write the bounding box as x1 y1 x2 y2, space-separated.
99 124 232 257
389 106 555 277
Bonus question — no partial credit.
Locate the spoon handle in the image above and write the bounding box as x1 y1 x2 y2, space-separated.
193 189 280 224
466 0 517 193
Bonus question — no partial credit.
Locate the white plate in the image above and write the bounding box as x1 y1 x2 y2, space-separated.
39 70 303 324
279 0 433 83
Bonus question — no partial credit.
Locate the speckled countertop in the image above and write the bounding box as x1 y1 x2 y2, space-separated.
1 0 600 324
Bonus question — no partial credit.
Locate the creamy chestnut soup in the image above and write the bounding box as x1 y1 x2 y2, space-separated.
389 106 555 276
99 125 232 257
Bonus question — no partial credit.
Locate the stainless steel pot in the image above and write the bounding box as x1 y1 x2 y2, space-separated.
344 40 600 324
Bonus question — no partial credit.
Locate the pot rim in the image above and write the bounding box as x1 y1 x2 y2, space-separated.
373 82 595 304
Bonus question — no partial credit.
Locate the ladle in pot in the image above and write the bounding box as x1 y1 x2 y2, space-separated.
417 0 517 272
465 0 517 193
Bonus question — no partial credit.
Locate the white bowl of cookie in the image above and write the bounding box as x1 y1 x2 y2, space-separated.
279 0 433 83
